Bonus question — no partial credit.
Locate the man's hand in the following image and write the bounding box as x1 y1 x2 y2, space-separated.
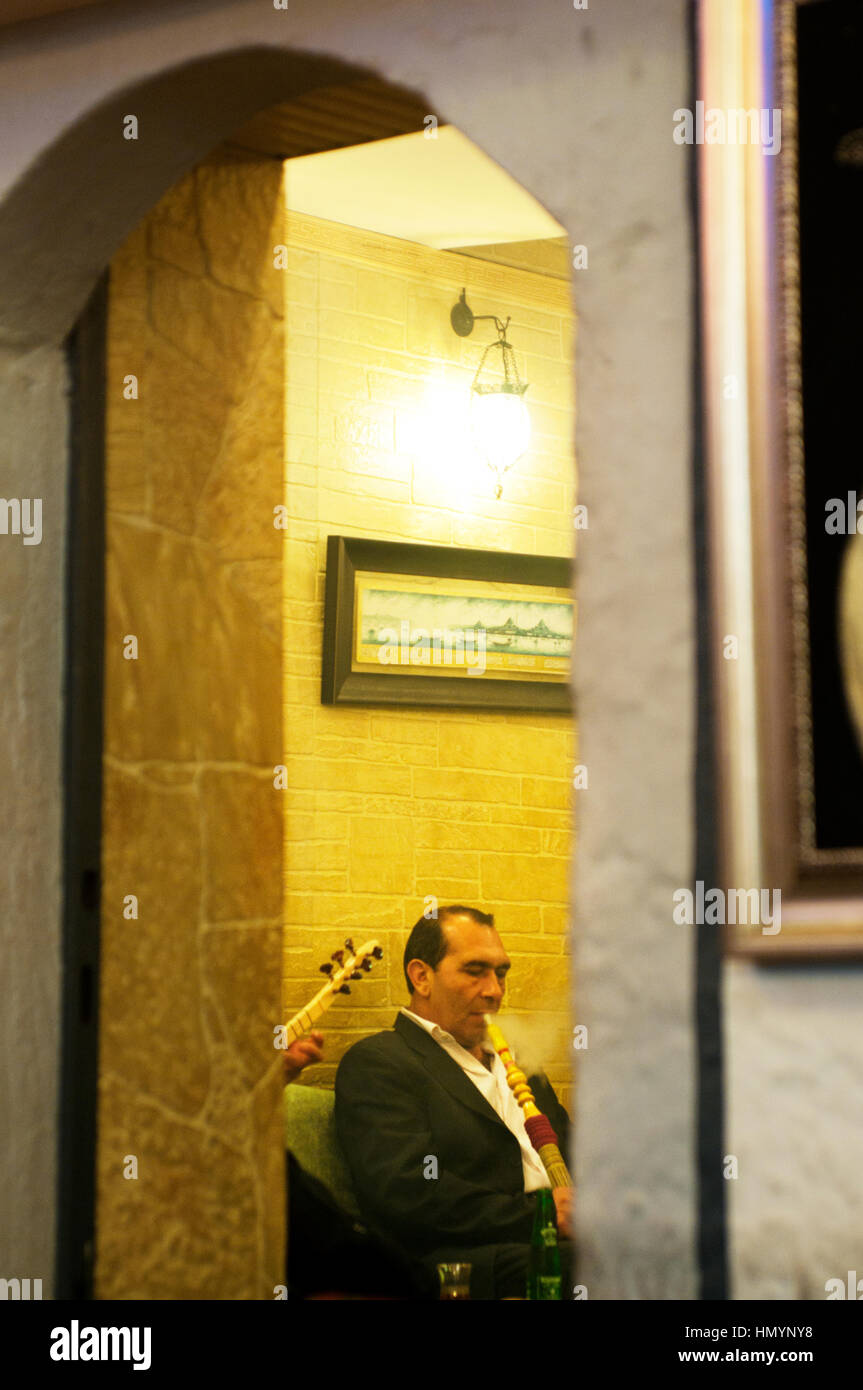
552 1186 573 1239
283 1030 324 1083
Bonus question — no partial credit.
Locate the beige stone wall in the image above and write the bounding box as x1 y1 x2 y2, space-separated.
97 151 285 1299
281 211 576 1109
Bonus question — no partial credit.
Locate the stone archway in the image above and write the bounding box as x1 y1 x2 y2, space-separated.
0 47 449 1301
0 49 414 351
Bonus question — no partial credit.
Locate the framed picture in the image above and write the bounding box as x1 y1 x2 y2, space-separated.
321 535 573 711
702 0 863 955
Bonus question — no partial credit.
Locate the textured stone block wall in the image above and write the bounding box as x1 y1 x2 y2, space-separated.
280 212 576 1108
97 151 285 1299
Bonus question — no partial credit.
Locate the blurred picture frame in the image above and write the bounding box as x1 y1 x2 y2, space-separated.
701 0 863 956
321 534 573 712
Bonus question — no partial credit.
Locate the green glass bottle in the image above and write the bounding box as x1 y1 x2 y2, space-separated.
526 1188 562 1300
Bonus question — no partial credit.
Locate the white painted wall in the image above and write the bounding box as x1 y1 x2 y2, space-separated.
727 962 863 1299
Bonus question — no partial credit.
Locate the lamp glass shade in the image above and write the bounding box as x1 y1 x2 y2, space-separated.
470 388 531 477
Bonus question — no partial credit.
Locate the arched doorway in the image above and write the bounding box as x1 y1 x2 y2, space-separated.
46 56 577 1298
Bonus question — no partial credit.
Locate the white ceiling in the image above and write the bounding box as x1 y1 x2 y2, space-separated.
283 125 565 249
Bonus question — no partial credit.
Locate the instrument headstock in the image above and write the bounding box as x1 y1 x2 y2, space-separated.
318 937 383 997
284 937 384 1047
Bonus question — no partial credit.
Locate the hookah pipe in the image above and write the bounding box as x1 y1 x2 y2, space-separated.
484 1016 572 1188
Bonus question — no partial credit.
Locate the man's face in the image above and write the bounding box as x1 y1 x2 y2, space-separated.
413 915 511 1050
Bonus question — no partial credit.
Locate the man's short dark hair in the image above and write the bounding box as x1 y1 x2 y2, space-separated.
403 905 496 996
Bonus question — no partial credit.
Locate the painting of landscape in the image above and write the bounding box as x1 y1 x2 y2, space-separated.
354 579 572 677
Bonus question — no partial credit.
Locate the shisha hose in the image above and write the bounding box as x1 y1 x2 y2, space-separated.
485 1016 572 1188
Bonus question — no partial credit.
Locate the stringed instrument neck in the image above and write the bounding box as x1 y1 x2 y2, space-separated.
284 937 382 1046
285 991 329 1046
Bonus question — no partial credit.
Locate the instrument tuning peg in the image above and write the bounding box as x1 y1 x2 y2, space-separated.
331 949 345 965
339 984 351 995
372 945 383 959
319 962 333 975
344 937 355 953
361 958 373 971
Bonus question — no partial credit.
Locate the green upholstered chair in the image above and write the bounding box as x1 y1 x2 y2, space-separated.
283 1084 362 1219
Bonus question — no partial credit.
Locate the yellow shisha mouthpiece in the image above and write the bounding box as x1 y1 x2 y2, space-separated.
484 1015 508 1054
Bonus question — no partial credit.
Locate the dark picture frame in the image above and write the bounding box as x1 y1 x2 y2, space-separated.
758 0 863 953
703 0 863 956
321 535 573 712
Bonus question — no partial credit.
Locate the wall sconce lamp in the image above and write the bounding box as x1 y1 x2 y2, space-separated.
450 288 530 499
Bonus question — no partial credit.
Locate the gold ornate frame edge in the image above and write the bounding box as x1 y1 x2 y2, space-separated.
701 0 863 958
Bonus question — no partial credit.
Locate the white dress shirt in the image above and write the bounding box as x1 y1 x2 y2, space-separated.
399 1007 551 1192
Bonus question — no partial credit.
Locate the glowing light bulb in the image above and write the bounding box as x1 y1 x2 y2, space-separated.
471 389 531 497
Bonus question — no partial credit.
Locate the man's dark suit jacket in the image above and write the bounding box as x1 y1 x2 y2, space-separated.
334 1012 571 1256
